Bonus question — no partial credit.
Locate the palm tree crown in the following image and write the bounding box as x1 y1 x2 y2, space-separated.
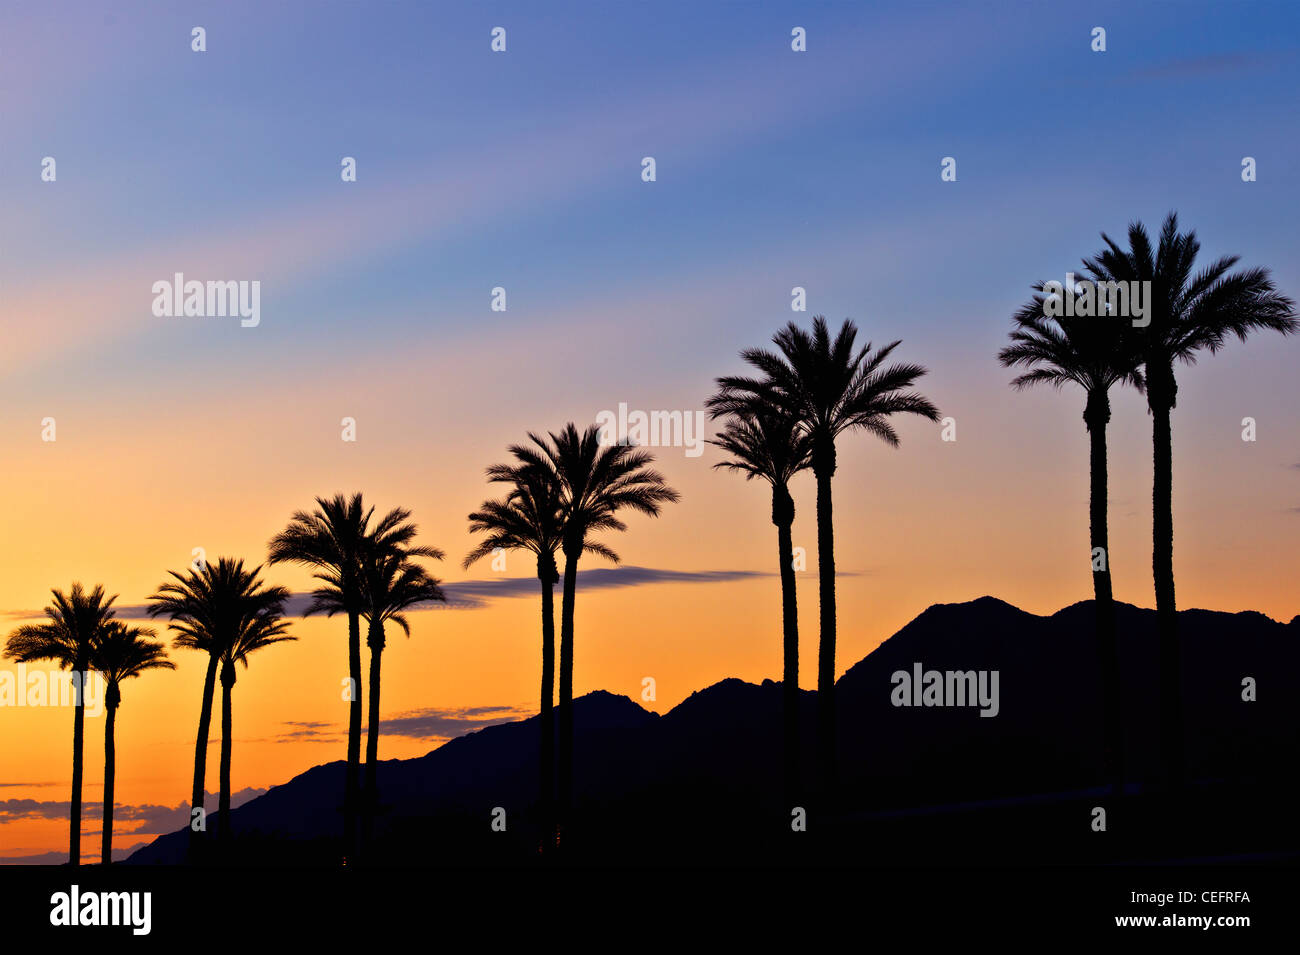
148 558 290 654
90 621 175 702
465 460 566 580
1081 212 1296 409
519 423 680 560
709 402 812 523
709 316 940 469
360 550 446 635
998 286 1146 419
5 583 118 672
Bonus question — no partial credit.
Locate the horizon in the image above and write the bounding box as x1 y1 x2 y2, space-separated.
3 0 1299 867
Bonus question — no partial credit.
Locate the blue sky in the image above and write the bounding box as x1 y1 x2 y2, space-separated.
6 1 1299 387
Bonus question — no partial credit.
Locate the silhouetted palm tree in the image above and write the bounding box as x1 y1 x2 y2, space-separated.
711 317 940 796
707 401 812 806
148 558 289 858
510 424 679 837
999 290 1144 790
466 457 566 848
3 583 119 864
267 494 372 859
355 535 445 843
1081 213 1297 787
88 621 173 865
216 597 293 845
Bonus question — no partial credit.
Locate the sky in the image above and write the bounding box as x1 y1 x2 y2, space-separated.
2 0 1298 862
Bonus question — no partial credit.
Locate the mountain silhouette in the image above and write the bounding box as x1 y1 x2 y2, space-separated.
126 596 1300 865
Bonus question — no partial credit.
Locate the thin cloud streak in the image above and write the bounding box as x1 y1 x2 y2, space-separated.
5 565 828 620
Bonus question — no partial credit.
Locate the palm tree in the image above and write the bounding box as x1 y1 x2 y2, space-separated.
998 288 1144 790
710 317 940 797
147 558 289 858
707 402 812 806
88 621 173 865
1081 213 1296 787
510 424 679 836
466 457 566 847
216 594 293 845
267 494 372 859
3 583 118 864
356 537 445 844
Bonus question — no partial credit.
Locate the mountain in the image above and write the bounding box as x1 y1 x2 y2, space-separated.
127 597 1300 865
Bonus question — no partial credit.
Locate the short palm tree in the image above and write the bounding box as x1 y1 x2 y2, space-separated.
355 538 445 842
267 494 372 858
1081 213 1297 787
3 583 119 865
466 457 566 847
88 621 173 865
998 289 1144 790
710 317 940 796
148 558 289 858
216 598 293 844
510 424 679 835
707 402 812 806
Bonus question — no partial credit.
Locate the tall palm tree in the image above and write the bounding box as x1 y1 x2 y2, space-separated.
998 288 1144 790
510 424 679 836
1081 213 1296 787
147 558 289 858
267 493 372 858
356 539 445 843
3 583 118 864
216 596 293 845
88 621 173 865
707 402 812 806
466 457 566 847
710 317 940 797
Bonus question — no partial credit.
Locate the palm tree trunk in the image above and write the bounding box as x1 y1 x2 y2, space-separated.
70 667 85 865
813 458 838 800
101 692 118 866
1087 397 1123 793
557 549 579 841
363 617 385 851
774 486 800 808
1152 400 1182 788
189 653 219 862
538 560 556 852
218 663 234 848
345 609 362 861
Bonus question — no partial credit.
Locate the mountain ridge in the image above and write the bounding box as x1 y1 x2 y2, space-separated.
126 595 1300 865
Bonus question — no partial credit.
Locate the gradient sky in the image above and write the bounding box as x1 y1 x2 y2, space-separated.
3 0 1299 862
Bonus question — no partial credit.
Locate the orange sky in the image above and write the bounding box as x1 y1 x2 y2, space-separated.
3 333 1297 860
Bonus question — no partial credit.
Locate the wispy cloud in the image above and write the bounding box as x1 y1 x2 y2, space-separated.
3 565 790 620
371 704 532 740
1124 50 1293 81
0 788 266 828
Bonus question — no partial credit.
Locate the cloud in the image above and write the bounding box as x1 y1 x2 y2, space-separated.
4 565 791 620
1125 51 1291 81
249 720 346 745
0 788 266 829
371 704 532 741
0 841 151 865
